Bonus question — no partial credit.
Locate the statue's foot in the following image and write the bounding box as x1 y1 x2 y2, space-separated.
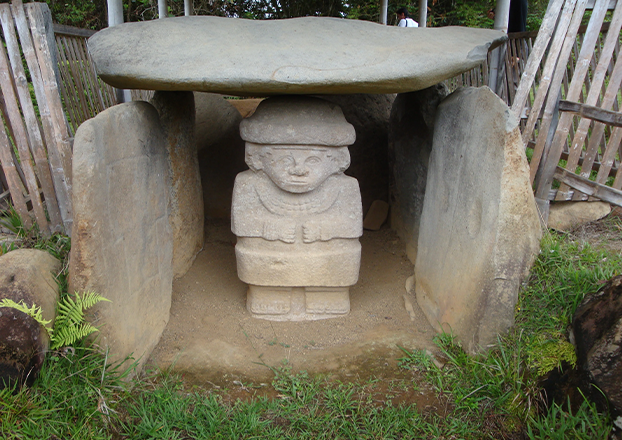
247 285 350 321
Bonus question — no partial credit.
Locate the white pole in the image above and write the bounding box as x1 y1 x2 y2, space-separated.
419 0 427 27
107 0 123 26
107 0 131 103
380 0 388 24
158 0 167 18
488 0 510 94
184 0 193 16
493 0 511 33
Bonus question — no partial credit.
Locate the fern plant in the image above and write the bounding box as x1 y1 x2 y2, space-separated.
0 291 110 349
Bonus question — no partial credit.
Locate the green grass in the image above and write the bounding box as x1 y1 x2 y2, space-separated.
1 213 620 439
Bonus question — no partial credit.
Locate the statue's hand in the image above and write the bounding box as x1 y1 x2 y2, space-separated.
279 222 296 244
302 222 321 243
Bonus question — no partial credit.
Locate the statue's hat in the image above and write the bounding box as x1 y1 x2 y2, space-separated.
240 96 355 146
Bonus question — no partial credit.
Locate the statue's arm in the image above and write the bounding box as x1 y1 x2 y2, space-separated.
302 177 363 243
232 172 296 243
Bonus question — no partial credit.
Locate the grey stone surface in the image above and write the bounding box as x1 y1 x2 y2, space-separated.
151 91 204 278
88 16 506 95
388 85 449 263
414 87 542 354
231 96 363 320
572 275 622 417
548 201 611 231
195 93 246 219
69 101 173 373
321 94 395 215
0 249 60 387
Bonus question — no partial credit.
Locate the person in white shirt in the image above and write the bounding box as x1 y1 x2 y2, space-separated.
396 7 418 27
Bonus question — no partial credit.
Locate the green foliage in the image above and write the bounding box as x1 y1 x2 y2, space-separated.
517 231 622 376
41 0 548 31
42 0 106 29
0 345 131 440
526 397 611 440
528 333 577 376
0 204 29 238
0 299 52 328
0 291 110 350
52 291 110 349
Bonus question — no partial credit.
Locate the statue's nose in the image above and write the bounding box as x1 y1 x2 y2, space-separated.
290 165 309 176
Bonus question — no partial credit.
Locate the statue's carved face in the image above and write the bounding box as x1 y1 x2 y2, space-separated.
260 146 343 193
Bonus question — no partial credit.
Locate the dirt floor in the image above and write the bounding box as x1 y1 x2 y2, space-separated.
147 219 438 389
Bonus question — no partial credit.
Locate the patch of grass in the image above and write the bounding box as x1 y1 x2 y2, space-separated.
517 230 621 375
0 345 130 440
1 207 620 439
526 396 611 440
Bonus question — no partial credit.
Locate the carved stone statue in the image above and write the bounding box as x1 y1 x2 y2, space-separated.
231 96 363 321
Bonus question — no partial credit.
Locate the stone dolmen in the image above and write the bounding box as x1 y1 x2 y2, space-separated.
231 96 363 320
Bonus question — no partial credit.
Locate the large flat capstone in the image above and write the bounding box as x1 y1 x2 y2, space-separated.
88 16 506 95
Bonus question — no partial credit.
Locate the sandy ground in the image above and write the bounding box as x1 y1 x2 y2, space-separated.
147 219 437 388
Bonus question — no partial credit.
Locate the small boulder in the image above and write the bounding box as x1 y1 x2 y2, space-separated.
572 275 622 417
0 249 60 387
548 201 611 231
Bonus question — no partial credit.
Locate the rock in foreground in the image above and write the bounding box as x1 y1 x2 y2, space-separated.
572 275 622 418
0 249 60 387
88 16 506 95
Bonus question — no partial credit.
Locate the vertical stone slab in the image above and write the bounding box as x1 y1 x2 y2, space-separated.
69 101 173 372
414 87 541 354
151 91 204 279
388 85 449 263
195 93 247 219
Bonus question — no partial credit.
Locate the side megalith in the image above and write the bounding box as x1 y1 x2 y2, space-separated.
0 249 60 387
414 86 541 354
195 93 246 219
388 85 449 263
69 101 173 373
151 91 204 278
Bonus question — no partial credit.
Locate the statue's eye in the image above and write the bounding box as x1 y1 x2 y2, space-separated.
277 156 294 167
306 156 321 165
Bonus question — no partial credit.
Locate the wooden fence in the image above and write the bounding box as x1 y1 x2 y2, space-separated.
0 0 72 236
515 0 622 220
1 0 621 234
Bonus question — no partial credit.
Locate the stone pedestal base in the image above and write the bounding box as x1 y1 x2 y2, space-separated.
247 285 350 321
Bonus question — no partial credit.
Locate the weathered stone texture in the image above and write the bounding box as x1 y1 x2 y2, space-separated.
548 201 611 231
321 94 394 215
0 249 60 387
388 85 449 263
195 93 246 219
151 91 204 278
572 275 622 416
69 101 173 373
88 16 506 95
414 87 541 354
